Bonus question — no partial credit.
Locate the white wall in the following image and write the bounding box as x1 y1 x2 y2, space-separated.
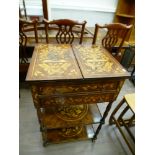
20 0 119 27
50 9 114 27
19 0 43 16
48 0 118 27
48 0 118 12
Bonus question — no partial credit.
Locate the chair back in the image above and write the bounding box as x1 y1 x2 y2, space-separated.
43 19 87 44
19 18 39 43
92 23 132 56
19 20 28 64
19 18 39 75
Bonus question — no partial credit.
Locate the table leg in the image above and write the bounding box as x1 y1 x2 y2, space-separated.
92 101 113 141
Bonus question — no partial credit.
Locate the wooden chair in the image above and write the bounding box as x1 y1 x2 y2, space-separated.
43 19 87 44
19 18 39 61
92 23 132 61
109 93 135 154
19 18 38 43
19 18 39 81
19 20 28 72
19 26 27 64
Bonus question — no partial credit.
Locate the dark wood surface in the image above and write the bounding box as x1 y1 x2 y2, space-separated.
26 43 130 145
26 44 129 81
40 104 102 129
42 125 94 145
42 0 48 19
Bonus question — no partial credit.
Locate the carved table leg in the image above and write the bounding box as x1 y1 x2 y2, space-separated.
92 101 113 141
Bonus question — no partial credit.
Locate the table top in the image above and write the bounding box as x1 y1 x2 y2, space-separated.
26 43 130 82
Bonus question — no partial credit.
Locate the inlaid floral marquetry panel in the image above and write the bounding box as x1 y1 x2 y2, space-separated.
26 43 130 145
72 45 129 78
27 44 129 81
58 126 83 137
26 44 82 81
55 104 88 121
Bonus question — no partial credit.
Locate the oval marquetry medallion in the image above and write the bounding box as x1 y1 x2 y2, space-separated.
56 104 88 121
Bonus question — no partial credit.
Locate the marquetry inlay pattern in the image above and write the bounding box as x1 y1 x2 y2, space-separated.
31 85 39 108
59 126 83 137
73 45 127 78
39 93 115 106
28 44 82 80
37 82 118 95
26 43 130 145
56 105 88 121
31 81 118 107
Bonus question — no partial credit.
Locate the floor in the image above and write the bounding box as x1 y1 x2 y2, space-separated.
19 79 135 155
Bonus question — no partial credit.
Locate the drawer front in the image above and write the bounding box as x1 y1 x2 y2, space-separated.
37 81 119 95
31 80 124 108
39 93 116 107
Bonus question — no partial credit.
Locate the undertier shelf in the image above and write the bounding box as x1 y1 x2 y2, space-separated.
42 125 94 145
40 104 102 129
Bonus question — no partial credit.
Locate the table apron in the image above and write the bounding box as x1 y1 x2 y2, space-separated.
38 92 118 106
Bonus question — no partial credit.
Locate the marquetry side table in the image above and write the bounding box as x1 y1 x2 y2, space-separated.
26 44 130 146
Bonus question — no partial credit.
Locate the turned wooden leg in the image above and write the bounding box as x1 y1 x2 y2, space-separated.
92 123 103 142
93 101 113 141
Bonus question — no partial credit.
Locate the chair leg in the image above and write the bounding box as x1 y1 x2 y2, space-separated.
128 114 135 127
109 98 125 125
113 117 135 155
120 118 135 142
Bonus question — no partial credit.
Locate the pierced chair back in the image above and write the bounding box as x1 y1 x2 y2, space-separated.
43 19 87 44
19 18 39 43
92 23 132 56
19 20 28 64
19 18 38 75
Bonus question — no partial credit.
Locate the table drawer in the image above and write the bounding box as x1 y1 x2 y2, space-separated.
39 92 116 107
36 81 119 95
31 80 123 108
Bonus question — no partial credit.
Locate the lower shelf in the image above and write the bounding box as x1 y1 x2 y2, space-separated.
40 104 102 129
42 125 94 145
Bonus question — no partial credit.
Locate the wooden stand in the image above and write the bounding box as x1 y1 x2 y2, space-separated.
26 44 130 145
